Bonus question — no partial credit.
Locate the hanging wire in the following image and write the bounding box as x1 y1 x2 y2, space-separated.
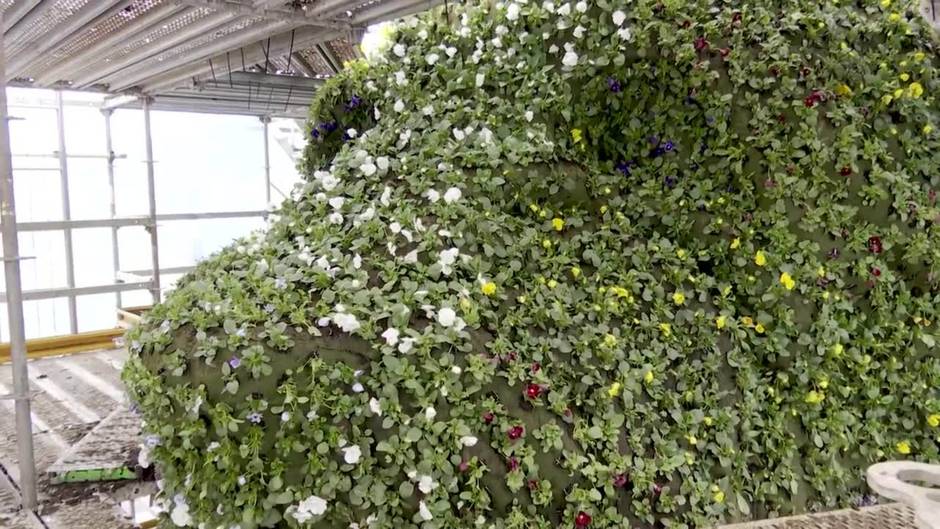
286 29 296 74
262 37 272 74
226 51 233 88
208 58 217 83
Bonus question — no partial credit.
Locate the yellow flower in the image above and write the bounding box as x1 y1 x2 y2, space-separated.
894 88 904 98
611 286 630 298
686 434 698 446
608 382 622 397
529 203 540 213
542 239 552 249
571 128 583 143
779 271 796 290
672 292 686 305
927 414 940 428
599 205 608 214
882 94 893 106
835 83 852 96
754 250 767 267
517 295 527 304
716 315 727 330
900 72 910 82
730 238 741 250
755 323 766 334
703 417 713 426
685 452 695 465
571 266 582 278
481 281 497 296
460 298 472 310
658 323 671 337
644 370 654 384
909 82 924 98
805 390 825 404
741 316 754 327
896 441 911 455
547 279 558 289
819 377 829 389
552 217 565 231
713 489 725 504
915 51 926 62
924 124 933 135
888 12 901 23
676 249 686 259
880 0 891 6
603 333 617 347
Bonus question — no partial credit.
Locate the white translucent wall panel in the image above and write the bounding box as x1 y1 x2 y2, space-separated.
72 228 116 288
67 159 111 220
77 293 119 333
11 168 62 222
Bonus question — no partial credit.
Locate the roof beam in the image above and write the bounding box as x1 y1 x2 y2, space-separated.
1 0 43 33
315 43 341 73
71 8 243 88
142 26 337 93
108 18 302 91
175 0 345 29
32 2 186 85
7 0 133 81
290 52 317 77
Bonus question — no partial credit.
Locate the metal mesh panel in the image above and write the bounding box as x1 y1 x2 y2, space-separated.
140 15 267 69
298 48 334 76
718 503 916 529
31 0 165 75
97 7 215 65
327 39 360 64
0 0 13 16
7 0 93 56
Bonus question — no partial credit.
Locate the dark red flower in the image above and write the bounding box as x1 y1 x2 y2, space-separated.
732 11 742 26
507 457 519 471
693 36 709 51
459 460 469 472
840 166 852 176
872 267 882 278
483 411 495 424
614 473 629 488
652 483 664 496
777 113 787 124
868 236 883 254
719 47 731 59
530 362 541 373
527 479 540 491
930 189 937 204
575 511 592 528
508 425 525 440
525 383 542 400
769 66 781 77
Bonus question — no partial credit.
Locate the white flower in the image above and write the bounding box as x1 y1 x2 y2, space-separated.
557 2 570 16
562 50 578 67
293 495 328 523
421 104 434 116
390 222 402 234
549 43 559 53
575 0 587 12
453 128 466 141
460 435 478 447
612 10 626 26
443 187 462 203
617 27 632 40
445 46 457 57
346 128 358 138
333 312 360 333
394 99 404 112
573 25 585 38
437 307 457 327
353 254 362 269
542 1 555 12
425 407 437 421
361 162 377 176
418 501 433 521
317 317 331 327
328 212 344 224
475 73 485 87
451 365 462 374
281 411 291 422
426 53 439 65
418 29 428 39
506 2 520 20
328 197 345 209
417 474 438 493
425 189 441 202
438 248 460 275
369 397 382 415
403 249 419 263
170 499 192 527
525 110 534 122
380 186 392 207
352 382 364 393
382 327 400 345
395 70 407 86
138 444 152 468
342 445 362 464
398 337 415 353
377 156 389 170
393 43 406 57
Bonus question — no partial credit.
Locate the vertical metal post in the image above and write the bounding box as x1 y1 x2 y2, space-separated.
55 91 78 334
103 109 122 309
0 16 39 510
142 98 161 304
261 116 272 206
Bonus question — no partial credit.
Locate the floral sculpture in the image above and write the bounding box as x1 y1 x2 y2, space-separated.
124 1 940 527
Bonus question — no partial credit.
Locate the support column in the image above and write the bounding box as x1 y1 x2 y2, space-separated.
0 13 38 510
103 109 122 309
55 91 78 334
261 116 272 206
142 98 161 304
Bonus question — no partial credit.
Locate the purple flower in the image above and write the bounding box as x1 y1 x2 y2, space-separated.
247 412 263 424
319 120 338 133
650 146 666 158
615 160 632 176
664 175 678 188
144 435 161 448
345 94 363 110
664 140 675 152
228 356 241 369
606 77 622 93
310 129 320 139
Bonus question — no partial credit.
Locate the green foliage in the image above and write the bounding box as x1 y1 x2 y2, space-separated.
124 1 940 528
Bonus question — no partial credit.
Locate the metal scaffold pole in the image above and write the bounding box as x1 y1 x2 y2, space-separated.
142 98 161 304
55 91 78 334
0 12 39 510
261 116 272 206
103 109 122 309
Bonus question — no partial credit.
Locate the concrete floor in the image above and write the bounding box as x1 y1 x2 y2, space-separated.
0 348 144 529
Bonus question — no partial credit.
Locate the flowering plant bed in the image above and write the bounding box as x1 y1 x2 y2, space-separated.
124 0 940 528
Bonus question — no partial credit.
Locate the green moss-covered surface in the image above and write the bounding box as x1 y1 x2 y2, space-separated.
124 1 940 527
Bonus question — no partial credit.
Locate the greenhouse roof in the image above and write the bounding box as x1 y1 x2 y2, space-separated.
0 0 441 116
